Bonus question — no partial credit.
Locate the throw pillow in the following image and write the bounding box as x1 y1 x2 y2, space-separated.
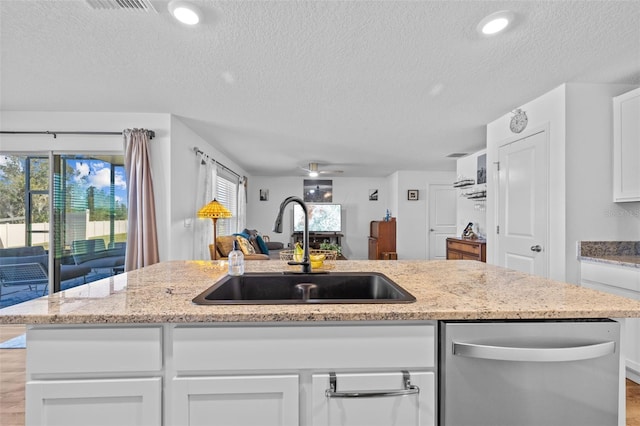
255 235 269 254
236 236 256 255
248 237 263 254
216 235 236 257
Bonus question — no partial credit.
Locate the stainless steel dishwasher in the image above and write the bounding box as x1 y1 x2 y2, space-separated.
440 320 620 426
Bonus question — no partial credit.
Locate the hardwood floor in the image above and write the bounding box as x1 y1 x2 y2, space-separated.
0 325 26 426
1 324 640 425
630 377 640 426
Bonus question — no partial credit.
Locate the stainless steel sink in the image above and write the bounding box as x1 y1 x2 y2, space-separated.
192 272 416 304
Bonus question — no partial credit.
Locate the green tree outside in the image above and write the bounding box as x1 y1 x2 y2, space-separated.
0 155 128 223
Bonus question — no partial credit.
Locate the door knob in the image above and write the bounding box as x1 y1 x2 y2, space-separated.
530 245 542 252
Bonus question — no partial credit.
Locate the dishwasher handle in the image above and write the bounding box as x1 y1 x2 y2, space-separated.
453 340 615 362
325 371 420 398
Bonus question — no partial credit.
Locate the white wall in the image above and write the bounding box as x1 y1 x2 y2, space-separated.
564 83 640 283
456 150 487 237
486 83 639 283
391 170 457 259
246 176 392 260
0 111 456 264
487 85 566 280
169 116 248 260
245 171 456 260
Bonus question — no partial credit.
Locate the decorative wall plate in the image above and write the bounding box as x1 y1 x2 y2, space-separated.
509 109 528 133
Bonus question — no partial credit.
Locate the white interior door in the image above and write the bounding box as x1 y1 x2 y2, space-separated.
497 130 548 277
428 184 457 259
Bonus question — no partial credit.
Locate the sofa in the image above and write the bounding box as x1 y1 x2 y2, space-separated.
211 229 285 261
211 236 269 260
0 246 91 297
71 239 125 272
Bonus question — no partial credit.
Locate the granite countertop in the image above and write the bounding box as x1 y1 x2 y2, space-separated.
579 241 640 268
581 255 640 268
1 260 640 324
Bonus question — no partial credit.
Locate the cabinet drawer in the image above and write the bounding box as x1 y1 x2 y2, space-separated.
447 240 480 255
173 323 435 372
581 262 640 294
447 251 463 260
27 326 162 375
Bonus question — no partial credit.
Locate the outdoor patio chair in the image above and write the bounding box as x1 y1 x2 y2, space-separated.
0 262 49 298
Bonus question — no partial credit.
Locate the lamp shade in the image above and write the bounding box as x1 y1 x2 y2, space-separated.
197 199 232 219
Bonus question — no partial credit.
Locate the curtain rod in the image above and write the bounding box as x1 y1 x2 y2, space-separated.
193 146 241 180
0 130 155 139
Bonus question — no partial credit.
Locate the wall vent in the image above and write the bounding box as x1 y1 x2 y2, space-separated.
86 0 157 12
446 153 469 158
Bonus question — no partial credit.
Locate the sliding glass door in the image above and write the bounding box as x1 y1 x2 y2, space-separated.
0 152 126 308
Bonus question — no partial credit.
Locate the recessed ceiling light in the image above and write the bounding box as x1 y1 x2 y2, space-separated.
168 0 201 25
477 11 514 36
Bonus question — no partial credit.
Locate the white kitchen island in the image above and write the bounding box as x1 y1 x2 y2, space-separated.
2 259 640 426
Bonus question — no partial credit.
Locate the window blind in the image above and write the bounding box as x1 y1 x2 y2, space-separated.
216 169 238 236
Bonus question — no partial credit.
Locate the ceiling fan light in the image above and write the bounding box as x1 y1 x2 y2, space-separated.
168 0 201 25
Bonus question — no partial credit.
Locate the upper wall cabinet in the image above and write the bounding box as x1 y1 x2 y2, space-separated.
613 87 640 202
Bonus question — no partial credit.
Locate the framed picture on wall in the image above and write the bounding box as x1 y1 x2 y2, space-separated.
477 154 487 184
304 179 333 202
369 189 378 201
259 189 269 201
407 190 419 200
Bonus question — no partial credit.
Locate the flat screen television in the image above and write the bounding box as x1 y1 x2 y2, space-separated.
293 204 342 233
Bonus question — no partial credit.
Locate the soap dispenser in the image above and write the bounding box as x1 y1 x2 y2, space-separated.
228 240 245 276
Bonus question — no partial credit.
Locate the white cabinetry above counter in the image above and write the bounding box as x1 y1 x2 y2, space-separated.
613 87 640 202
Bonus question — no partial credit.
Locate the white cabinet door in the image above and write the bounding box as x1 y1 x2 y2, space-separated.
625 318 640 380
613 87 640 202
310 371 435 426
26 377 161 426
172 374 299 426
581 261 640 382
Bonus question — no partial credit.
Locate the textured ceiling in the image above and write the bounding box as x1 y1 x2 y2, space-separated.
1 0 639 177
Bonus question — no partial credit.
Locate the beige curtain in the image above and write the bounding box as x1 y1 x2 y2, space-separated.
193 154 214 260
123 129 159 271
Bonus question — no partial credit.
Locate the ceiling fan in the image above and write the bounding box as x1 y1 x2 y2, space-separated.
299 162 344 177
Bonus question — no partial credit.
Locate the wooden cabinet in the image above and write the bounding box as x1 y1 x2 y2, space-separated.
292 232 343 249
369 219 396 260
613 88 640 202
580 261 640 383
446 238 486 262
